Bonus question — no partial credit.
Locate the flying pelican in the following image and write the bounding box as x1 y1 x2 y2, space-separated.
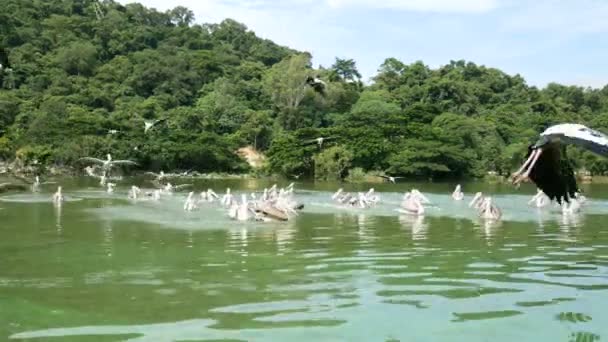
306 75 327 95
510 123 608 203
452 184 464 201
303 136 334 148
380 175 403 184
144 118 167 133
79 154 138 171
52 186 64 204
107 129 121 135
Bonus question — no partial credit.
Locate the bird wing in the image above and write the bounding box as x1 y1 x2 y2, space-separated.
78 157 106 165
111 160 138 166
528 142 578 204
543 123 608 156
144 171 159 177
174 184 193 191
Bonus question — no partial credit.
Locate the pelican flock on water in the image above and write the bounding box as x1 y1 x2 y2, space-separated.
2 122 601 227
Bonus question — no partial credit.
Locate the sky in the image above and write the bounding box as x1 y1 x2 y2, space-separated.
120 0 608 88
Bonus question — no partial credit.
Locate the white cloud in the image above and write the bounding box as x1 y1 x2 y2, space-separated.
326 0 499 13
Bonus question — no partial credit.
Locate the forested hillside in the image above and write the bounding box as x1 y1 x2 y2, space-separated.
2 0 608 180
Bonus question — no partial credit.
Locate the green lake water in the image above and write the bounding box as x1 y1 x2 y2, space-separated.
1 179 608 341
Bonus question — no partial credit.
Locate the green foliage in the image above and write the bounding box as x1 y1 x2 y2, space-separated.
313 145 353 181
3 0 608 178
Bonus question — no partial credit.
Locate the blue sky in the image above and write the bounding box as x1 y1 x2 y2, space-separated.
122 0 608 88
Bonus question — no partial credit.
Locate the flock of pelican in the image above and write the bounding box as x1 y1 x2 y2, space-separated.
0 150 591 225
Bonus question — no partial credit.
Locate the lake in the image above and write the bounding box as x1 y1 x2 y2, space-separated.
1 178 607 341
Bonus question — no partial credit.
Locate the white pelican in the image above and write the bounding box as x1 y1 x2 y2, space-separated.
128 186 141 199
479 197 501 220
380 175 403 183
221 188 235 208
152 190 161 201
303 136 334 148
528 189 549 208
52 186 64 204
399 193 425 215
411 189 430 204
452 184 464 201
79 154 138 171
144 118 167 133
469 192 484 209
184 192 197 211
106 182 116 194
235 194 251 221
511 123 608 203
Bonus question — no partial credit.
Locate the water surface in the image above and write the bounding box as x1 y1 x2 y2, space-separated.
1 179 607 341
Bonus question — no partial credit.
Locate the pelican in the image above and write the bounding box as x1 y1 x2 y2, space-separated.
479 197 501 220
528 189 549 208
128 186 141 199
52 186 64 204
511 123 608 203
152 190 161 201
380 175 403 183
221 188 235 208
411 189 430 204
79 154 138 171
399 193 425 215
452 184 464 201
144 118 167 133
184 192 197 211
235 194 251 221
304 137 334 148
469 192 484 209
106 182 116 194
107 129 120 135
332 188 344 200
305 75 327 95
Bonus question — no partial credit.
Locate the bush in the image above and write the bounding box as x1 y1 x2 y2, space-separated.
314 145 353 181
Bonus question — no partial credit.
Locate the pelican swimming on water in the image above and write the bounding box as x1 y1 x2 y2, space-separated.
52 186 64 204
478 197 501 220
399 192 425 215
452 184 464 201
511 123 608 203
469 192 484 209
184 192 198 211
106 182 116 194
528 189 550 208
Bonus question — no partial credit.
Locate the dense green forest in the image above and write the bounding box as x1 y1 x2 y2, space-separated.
2 0 608 180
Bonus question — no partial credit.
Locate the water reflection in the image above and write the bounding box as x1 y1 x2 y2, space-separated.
399 215 427 240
